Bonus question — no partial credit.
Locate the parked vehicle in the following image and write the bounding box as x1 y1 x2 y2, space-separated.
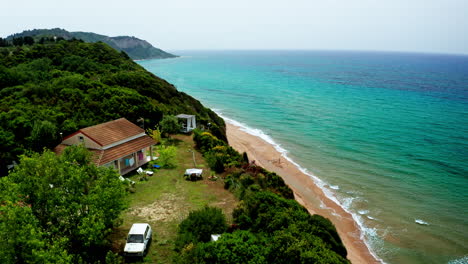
123 223 152 257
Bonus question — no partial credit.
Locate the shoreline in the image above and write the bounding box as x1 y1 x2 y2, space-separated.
225 121 381 264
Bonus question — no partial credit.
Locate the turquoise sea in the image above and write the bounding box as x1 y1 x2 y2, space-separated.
138 50 468 264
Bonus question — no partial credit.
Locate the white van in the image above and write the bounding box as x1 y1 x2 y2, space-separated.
123 223 152 257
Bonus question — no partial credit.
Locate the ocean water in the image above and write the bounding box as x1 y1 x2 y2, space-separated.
138 50 468 264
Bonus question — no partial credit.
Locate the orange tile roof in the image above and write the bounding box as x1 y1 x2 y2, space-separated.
54 135 155 166
78 118 144 147
98 135 155 165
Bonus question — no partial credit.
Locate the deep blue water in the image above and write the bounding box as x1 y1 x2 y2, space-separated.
138 50 468 264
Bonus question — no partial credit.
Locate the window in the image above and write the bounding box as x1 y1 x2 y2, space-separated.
79 136 84 142
127 234 144 243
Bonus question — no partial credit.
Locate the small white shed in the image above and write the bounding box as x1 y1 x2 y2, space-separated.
176 114 196 133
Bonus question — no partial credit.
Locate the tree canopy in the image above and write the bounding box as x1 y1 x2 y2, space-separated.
0 39 225 175
0 146 127 263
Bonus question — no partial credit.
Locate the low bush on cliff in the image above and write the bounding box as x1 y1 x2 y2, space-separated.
175 192 349 264
174 130 349 263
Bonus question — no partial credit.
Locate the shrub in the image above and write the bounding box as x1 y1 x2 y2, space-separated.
232 191 348 260
175 231 269 264
205 151 225 173
239 173 255 187
193 130 225 153
157 145 177 168
160 115 180 136
147 126 161 144
175 206 228 251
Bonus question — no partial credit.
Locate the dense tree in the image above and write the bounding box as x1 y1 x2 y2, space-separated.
23 36 34 45
28 120 58 151
0 40 225 175
0 146 127 262
12 37 23 46
0 38 10 47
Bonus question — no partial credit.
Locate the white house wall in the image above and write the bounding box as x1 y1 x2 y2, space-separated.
62 132 102 150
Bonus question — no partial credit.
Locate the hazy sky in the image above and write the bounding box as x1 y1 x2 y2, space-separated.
2 0 468 54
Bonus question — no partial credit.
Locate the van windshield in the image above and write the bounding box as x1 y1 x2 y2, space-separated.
127 234 144 243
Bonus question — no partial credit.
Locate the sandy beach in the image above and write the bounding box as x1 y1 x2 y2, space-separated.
226 122 380 264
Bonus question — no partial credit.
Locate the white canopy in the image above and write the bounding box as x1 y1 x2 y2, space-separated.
176 114 196 132
184 168 203 176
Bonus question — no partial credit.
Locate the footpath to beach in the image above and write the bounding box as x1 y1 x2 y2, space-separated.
226 122 380 264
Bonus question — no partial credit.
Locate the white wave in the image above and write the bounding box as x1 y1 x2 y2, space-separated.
359 210 370 215
342 197 355 210
217 112 387 264
367 215 376 220
415 219 429 225
448 256 468 264
330 185 340 190
220 114 289 155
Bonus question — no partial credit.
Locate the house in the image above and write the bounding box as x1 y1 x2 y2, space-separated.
176 114 196 133
54 118 156 175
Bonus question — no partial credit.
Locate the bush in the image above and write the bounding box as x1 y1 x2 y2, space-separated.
160 115 180 136
157 145 177 168
232 191 348 260
193 130 225 153
175 206 228 251
205 151 225 173
147 126 162 144
175 231 269 264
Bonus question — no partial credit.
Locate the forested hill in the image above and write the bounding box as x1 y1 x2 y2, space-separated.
0 39 224 175
5 28 177 60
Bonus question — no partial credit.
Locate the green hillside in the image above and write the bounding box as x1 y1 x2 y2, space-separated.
5 28 177 60
0 39 224 175
0 38 349 264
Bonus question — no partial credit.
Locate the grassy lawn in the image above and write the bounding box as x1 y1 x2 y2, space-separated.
110 135 238 263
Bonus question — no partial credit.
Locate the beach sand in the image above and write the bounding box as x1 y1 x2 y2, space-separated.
226 122 380 264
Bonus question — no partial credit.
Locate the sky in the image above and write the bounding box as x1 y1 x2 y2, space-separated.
2 0 468 54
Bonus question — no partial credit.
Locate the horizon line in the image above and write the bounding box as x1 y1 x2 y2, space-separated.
166 48 468 57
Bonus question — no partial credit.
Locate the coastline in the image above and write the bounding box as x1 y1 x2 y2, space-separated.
225 121 380 264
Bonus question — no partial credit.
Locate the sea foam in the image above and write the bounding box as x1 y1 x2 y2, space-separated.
448 256 468 264
415 219 429 225
217 111 386 264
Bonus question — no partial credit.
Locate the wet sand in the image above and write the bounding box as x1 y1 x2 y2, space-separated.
226 122 380 264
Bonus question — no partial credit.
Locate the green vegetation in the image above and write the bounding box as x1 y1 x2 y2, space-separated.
174 206 228 251
173 130 350 263
0 37 349 263
194 130 293 199
112 135 238 263
0 146 126 263
0 39 225 175
160 115 181 136
157 145 178 169
4 28 177 60
147 126 162 144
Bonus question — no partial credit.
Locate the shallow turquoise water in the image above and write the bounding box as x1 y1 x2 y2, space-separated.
138 51 468 263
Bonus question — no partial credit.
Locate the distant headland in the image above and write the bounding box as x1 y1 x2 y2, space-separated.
5 28 177 60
